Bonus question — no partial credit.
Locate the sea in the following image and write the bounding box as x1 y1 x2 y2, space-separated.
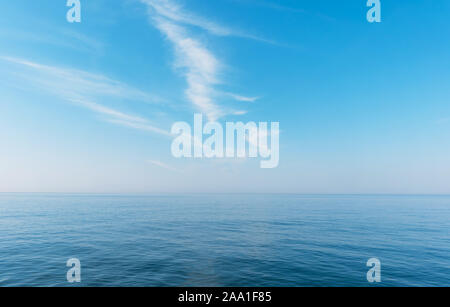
0 193 448 287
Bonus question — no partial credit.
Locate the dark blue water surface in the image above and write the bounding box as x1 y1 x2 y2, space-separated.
0 194 448 287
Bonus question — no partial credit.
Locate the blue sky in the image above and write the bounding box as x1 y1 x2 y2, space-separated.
1 0 450 193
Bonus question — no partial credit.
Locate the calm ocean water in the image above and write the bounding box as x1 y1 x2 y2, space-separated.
0 194 448 287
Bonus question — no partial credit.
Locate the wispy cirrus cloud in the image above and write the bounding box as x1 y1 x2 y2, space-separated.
141 0 273 42
227 0 335 22
226 93 260 103
1 56 170 136
140 0 261 121
154 18 223 120
0 27 104 54
228 0 306 14
147 159 182 172
143 0 231 36
2 57 162 104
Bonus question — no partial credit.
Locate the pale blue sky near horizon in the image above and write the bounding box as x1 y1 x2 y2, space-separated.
1 0 450 194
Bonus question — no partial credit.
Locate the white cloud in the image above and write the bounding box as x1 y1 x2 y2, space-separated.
0 28 104 54
141 0 261 120
233 110 248 116
1 56 169 136
145 10 223 120
226 93 260 102
2 57 162 105
143 0 231 36
141 0 271 42
147 159 181 172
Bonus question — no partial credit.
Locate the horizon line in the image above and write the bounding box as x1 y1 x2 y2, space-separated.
1 192 449 196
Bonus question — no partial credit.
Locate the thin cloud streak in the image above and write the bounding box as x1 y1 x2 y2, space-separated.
147 160 182 172
1 56 170 137
0 28 105 54
2 57 163 105
234 0 306 14
228 0 335 22
226 93 260 103
106 119 172 136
